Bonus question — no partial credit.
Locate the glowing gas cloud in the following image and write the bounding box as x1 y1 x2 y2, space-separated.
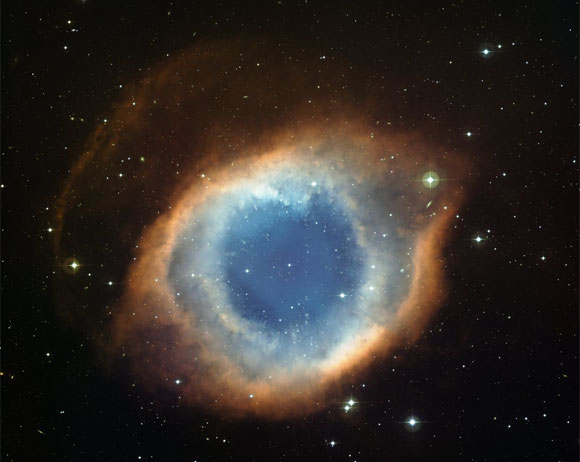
55 40 465 418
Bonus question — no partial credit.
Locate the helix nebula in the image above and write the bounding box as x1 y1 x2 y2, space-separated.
55 41 465 418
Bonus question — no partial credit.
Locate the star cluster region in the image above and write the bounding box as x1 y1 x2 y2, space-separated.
2 1 578 461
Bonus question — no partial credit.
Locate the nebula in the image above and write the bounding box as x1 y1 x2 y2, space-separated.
55 40 465 418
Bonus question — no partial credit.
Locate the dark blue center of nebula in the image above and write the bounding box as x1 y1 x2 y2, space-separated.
222 192 363 330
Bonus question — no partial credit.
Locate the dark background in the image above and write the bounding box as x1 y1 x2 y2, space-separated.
2 1 578 460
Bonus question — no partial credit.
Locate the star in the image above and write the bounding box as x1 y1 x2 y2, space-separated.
479 44 497 58
421 171 440 189
343 397 356 412
404 415 422 431
472 233 486 246
65 258 81 273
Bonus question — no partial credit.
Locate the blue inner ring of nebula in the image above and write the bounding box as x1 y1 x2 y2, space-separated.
220 191 363 330
168 176 381 364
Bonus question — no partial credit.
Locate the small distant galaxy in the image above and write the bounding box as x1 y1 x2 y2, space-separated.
55 43 465 417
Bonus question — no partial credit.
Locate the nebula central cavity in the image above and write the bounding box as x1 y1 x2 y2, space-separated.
221 190 363 331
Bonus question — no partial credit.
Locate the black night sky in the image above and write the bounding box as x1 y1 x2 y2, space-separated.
2 1 578 461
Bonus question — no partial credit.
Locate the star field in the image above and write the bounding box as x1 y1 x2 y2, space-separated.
1 1 578 461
